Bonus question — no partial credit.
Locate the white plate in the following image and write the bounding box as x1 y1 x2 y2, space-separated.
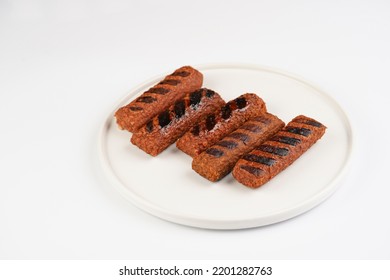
98 63 354 229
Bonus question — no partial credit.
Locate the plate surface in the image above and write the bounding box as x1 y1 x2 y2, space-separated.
98 64 353 229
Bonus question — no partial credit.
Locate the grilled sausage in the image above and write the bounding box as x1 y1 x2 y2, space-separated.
176 93 267 157
232 115 326 188
115 66 203 132
192 113 285 182
131 88 225 156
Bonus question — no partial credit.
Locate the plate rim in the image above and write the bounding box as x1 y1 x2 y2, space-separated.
97 63 355 229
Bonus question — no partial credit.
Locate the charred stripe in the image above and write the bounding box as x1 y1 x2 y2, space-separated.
239 165 263 176
235 97 247 109
158 110 171 128
243 154 276 166
206 148 224 157
295 118 323 128
271 135 301 146
205 89 216 98
240 123 262 133
174 100 186 119
206 114 216 131
285 126 312 136
191 125 200 136
253 116 271 124
159 79 181 86
221 104 232 119
137 96 156 103
228 132 250 143
257 144 289 156
189 89 203 108
216 140 238 149
128 106 143 111
147 87 170 94
171 70 190 77
145 120 153 133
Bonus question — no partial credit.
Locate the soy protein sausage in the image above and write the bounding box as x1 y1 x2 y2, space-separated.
115 66 203 132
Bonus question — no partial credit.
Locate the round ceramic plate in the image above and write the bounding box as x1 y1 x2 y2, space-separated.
98 63 353 229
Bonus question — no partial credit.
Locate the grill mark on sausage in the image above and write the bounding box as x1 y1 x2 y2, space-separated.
137 96 157 103
285 126 312 136
295 118 323 128
235 97 247 109
205 114 216 131
219 96 248 121
257 144 289 156
216 140 238 149
206 148 224 157
158 79 181 86
253 116 271 124
129 106 143 111
239 165 263 176
171 70 190 77
205 89 216 98
243 154 276 166
191 125 200 136
145 120 153 133
221 104 232 120
240 123 261 133
228 132 250 143
146 87 170 95
174 100 186 119
271 135 301 146
158 110 171 128
305 120 323 127
190 89 203 108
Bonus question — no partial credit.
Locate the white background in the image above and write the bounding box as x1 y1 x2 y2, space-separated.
0 0 389 259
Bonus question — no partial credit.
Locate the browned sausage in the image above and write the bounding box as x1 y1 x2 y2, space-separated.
115 66 203 132
192 113 285 182
131 88 225 156
176 93 267 157
232 115 326 188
